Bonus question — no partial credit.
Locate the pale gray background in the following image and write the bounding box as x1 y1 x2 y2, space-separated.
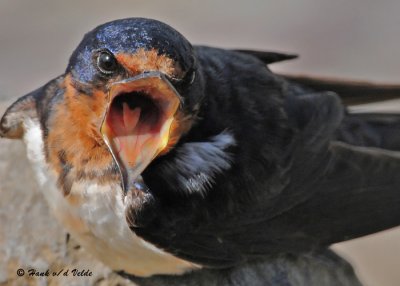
0 1 399 285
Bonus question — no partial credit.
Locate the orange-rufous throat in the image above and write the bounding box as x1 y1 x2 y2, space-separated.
100 72 181 193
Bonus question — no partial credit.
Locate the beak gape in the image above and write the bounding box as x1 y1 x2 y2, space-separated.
100 72 181 194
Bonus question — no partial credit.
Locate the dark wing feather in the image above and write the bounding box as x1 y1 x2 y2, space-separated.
233 49 298 64
336 112 400 151
238 141 400 253
282 74 400 105
290 141 400 244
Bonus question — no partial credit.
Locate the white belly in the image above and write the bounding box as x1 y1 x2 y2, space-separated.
22 119 199 277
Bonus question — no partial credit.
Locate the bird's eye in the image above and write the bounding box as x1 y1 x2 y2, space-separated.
96 51 118 75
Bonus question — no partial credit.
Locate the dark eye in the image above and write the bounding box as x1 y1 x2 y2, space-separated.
96 51 118 74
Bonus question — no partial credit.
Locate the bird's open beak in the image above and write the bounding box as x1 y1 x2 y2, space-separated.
101 72 181 194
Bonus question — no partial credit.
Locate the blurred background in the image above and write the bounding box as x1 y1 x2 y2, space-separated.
0 1 399 285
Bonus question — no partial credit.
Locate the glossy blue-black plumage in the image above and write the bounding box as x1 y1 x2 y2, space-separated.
67 18 194 83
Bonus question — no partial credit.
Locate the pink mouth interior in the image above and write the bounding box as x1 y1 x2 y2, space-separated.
105 91 169 165
107 91 163 137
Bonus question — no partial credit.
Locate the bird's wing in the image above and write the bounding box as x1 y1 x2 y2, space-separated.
133 139 400 267
131 85 400 268
286 140 400 243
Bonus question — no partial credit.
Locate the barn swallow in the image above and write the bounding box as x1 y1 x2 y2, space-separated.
2 17 400 281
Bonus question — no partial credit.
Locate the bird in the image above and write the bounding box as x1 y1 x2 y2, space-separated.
1 17 400 284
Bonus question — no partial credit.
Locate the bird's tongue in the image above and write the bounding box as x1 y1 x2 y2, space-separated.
101 73 180 193
114 104 148 165
106 101 173 182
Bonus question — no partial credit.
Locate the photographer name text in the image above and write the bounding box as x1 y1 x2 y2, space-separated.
17 268 92 277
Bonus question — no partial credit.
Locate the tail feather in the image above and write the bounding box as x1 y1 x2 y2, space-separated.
282 74 400 105
337 112 400 151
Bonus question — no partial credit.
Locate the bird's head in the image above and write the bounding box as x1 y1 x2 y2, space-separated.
0 18 203 194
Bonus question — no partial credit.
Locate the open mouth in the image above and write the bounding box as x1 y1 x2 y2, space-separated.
108 91 163 138
101 72 181 193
